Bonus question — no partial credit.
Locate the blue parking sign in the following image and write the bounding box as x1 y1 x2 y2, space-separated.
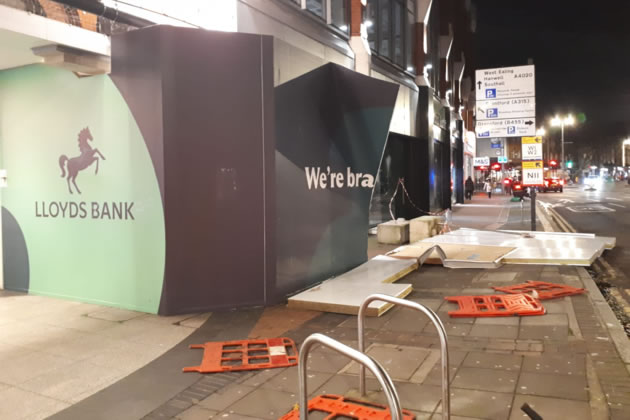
507 126 516 134
487 108 498 118
485 89 496 98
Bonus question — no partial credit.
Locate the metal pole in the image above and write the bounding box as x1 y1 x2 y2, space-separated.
530 186 536 231
561 123 565 173
298 333 403 420
358 293 450 420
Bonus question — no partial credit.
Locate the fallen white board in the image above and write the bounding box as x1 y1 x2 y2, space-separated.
288 256 418 316
421 228 611 266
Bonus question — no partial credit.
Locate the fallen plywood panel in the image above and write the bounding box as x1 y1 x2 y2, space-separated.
501 247 602 266
287 256 418 316
498 230 616 250
421 228 612 266
388 242 516 269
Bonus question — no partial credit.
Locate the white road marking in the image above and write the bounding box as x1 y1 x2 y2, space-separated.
567 205 616 213
608 203 626 208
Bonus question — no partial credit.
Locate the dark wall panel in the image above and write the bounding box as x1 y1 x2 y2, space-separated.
111 26 275 315
274 64 398 296
159 28 275 314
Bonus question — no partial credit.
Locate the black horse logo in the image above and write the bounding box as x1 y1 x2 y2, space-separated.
59 127 106 194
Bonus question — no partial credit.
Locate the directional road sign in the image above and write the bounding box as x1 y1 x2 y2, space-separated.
522 160 544 186
475 65 535 101
521 136 543 160
476 97 536 121
475 118 536 138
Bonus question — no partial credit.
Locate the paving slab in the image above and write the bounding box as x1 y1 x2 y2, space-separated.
509 394 591 420
521 353 586 375
435 388 513 420
221 387 296 420
452 366 518 393
260 367 333 394
344 344 431 381
519 324 568 340
176 405 218 420
197 384 256 412
306 349 355 374
474 317 520 326
517 371 589 401
469 323 519 339
369 381 443 413
462 351 523 371
520 313 568 327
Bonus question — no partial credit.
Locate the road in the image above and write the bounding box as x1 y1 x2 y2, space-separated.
537 181 630 302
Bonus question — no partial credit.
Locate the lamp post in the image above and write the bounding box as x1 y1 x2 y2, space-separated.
536 127 546 161
551 114 575 173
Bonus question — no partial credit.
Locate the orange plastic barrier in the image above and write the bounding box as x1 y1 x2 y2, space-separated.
493 281 585 300
445 293 546 317
183 337 298 373
279 394 416 420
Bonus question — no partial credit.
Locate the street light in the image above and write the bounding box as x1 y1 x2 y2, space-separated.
536 127 547 161
622 139 630 167
551 114 575 172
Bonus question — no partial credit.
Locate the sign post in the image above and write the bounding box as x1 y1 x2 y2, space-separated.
475 65 536 138
475 64 537 230
530 187 537 231
521 139 543 231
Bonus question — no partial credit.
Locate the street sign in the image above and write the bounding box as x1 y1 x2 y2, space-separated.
474 156 490 166
522 160 544 186
476 97 536 121
475 65 535 101
523 160 543 169
498 156 508 163
475 118 536 138
521 136 543 160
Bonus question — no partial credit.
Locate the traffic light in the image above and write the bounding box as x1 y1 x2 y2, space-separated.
549 159 558 167
566 161 573 169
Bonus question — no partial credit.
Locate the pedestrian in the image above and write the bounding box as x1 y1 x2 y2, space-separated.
483 179 493 199
464 176 474 200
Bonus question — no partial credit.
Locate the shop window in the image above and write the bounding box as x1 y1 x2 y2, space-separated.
366 0 416 74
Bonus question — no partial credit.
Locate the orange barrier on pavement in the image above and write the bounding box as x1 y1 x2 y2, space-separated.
279 394 416 420
493 281 585 300
445 294 546 317
183 337 298 373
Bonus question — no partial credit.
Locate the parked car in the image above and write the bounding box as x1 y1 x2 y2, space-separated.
541 177 563 193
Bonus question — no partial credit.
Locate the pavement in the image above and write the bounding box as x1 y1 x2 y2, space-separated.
2 192 630 420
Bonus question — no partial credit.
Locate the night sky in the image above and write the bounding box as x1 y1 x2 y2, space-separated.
472 0 630 162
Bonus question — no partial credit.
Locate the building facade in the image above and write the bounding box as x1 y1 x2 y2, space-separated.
0 0 477 312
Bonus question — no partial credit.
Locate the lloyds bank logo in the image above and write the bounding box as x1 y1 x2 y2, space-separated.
34 127 135 221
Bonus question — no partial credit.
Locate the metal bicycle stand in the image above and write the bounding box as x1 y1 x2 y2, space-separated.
358 294 450 420
298 333 404 420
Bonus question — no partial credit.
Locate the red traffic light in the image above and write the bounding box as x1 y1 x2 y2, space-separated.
549 160 558 167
